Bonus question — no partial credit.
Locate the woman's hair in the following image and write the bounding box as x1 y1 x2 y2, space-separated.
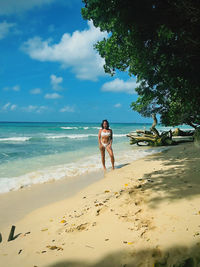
101 119 109 129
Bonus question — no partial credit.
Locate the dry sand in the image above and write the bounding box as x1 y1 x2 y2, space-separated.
0 170 104 229
0 142 200 267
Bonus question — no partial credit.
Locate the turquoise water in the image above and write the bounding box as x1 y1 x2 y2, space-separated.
0 122 192 193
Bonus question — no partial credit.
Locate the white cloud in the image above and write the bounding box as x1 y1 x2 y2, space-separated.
50 74 63 91
44 93 62 99
114 103 122 108
22 105 48 113
35 106 48 113
30 88 42 94
0 0 56 15
1 102 17 111
0 21 16 40
2 102 11 110
23 105 37 112
13 85 20 91
21 21 108 81
101 78 137 94
10 104 17 110
59 105 75 112
1 103 48 113
2 85 20 91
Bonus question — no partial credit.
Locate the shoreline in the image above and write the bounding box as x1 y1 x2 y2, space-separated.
0 169 105 229
0 144 167 195
1 142 200 266
0 145 167 228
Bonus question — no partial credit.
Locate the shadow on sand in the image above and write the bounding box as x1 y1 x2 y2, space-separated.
115 163 130 169
47 144 200 267
136 144 200 208
47 243 200 267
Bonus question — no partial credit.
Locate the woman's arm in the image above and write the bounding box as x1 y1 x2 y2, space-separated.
110 129 113 145
98 129 102 145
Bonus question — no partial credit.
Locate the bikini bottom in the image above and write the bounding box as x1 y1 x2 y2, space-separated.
101 141 110 148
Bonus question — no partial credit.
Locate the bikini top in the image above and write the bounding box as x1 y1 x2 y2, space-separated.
101 130 111 137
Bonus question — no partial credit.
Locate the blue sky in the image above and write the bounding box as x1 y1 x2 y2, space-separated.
0 0 151 123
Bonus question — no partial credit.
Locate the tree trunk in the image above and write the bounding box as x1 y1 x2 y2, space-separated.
150 114 160 137
127 114 195 146
127 114 173 146
194 127 200 144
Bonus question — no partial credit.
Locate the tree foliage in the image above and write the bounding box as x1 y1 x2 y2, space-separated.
82 0 200 128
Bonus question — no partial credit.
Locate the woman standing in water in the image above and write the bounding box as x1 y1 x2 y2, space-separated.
98 119 115 171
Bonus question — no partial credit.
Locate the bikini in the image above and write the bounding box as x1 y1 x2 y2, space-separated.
101 130 111 147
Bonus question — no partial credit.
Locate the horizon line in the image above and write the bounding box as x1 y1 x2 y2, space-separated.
0 120 152 124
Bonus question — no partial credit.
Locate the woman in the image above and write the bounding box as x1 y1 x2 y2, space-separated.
98 119 115 171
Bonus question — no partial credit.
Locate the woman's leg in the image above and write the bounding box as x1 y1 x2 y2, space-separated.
99 145 106 170
106 146 115 170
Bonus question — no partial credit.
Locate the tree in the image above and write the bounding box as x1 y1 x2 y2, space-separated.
82 0 200 128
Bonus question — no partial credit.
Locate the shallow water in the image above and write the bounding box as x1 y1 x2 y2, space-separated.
0 122 192 193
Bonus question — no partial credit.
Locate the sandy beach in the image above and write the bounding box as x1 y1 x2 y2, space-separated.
0 142 200 267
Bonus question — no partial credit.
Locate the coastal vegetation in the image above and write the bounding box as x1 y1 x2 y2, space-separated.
82 0 200 132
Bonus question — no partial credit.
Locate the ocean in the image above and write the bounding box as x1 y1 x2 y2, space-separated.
0 122 189 194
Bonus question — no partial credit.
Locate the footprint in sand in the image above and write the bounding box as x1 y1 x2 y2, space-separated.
96 205 108 216
46 245 63 251
65 222 89 233
135 209 142 215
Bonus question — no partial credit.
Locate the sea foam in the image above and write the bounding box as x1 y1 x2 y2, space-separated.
60 127 79 130
0 147 167 194
0 137 31 142
46 134 97 139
